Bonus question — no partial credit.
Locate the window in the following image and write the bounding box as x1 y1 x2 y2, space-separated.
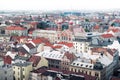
74 69 76 72
89 72 91 75
23 75 25 78
14 71 15 74
73 63 75 65
95 72 99 77
18 72 19 75
5 77 7 80
78 69 80 73
71 68 73 71
23 68 24 71
5 71 7 74
86 71 87 74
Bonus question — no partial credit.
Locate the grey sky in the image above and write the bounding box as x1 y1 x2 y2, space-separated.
0 0 119 11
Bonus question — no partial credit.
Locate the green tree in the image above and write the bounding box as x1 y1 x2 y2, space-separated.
85 18 89 22
85 29 90 32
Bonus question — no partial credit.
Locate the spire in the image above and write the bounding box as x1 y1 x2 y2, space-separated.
69 21 73 31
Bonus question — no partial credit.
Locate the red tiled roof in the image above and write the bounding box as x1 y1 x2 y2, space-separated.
101 33 114 38
6 26 26 30
32 37 53 47
28 55 41 67
32 37 50 44
58 42 73 48
32 38 42 44
107 28 120 33
93 25 100 29
55 77 61 80
53 45 62 49
25 43 35 49
3 55 12 64
29 31 33 34
91 48 116 56
64 52 76 61
110 77 120 80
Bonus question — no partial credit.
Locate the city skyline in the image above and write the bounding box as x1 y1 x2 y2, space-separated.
0 0 120 11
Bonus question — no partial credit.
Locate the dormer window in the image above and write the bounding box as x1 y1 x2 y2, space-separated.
81 64 83 66
73 63 75 65
86 65 88 67
90 66 92 68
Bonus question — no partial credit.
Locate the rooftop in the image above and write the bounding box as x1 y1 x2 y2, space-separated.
6 26 26 30
0 64 12 69
36 50 64 60
13 61 32 67
28 55 41 67
31 67 97 80
71 59 94 69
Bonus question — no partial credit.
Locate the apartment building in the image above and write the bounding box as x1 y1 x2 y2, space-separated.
12 61 33 80
69 48 119 80
0 64 13 80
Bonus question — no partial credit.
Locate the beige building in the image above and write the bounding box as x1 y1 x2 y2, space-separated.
69 48 119 80
73 36 90 53
5 26 27 36
32 29 57 43
13 61 33 80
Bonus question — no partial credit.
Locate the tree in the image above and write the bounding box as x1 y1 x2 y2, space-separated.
111 23 115 26
37 21 49 29
85 18 89 22
85 28 90 32
11 32 19 36
62 24 68 30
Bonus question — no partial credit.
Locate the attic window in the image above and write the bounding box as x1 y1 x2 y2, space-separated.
86 65 88 67
81 64 83 66
77 63 79 66
90 66 92 68
73 63 75 65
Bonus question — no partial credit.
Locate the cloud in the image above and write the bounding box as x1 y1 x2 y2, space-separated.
0 0 120 11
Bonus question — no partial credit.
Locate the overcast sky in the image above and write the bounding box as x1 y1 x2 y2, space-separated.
0 0 120 11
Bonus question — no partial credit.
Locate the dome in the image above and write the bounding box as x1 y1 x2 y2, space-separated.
69 21 73 25
94 62 103 70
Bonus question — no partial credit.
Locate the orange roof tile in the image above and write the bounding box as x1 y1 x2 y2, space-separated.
32 37 52 47
32 38 42 44
6 26 26 30
64 52 76 61
93 25 100 29
53 45 62 49
107 27 120 33
101 34 114 38
28 55 41 67
91 48 116 56
29 31 33 34
58 42 73 48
